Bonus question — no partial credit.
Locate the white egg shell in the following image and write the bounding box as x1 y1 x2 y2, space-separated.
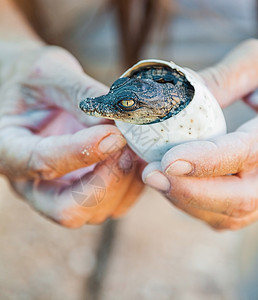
115 59 227 163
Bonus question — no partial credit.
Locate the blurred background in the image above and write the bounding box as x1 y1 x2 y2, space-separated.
0 0 257 299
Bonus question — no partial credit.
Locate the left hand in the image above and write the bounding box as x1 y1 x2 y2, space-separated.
142 39 258 230
0 44 144 227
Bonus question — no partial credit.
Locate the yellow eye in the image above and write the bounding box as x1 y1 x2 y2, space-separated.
120 100 135 107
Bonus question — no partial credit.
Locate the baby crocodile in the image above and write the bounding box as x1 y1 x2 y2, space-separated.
79 65 195 125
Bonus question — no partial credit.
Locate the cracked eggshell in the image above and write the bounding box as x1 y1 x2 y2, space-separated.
115 59 227 163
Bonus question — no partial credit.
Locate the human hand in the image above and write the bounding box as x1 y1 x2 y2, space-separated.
0 43 143 227
142 39 258 230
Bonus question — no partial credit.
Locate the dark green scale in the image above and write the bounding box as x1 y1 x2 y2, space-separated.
130 66 195 123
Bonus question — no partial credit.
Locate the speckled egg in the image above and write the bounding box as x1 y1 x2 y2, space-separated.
115 59 227 162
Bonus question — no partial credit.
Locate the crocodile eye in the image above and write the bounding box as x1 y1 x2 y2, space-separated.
120 100 135 107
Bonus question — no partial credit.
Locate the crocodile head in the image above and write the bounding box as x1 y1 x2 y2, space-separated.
79 69 194 125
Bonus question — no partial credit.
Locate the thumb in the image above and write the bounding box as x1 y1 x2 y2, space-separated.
199 39 258 108
160 116 258 177
21 46 109 124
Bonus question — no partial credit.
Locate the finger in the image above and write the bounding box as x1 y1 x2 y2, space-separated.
87 148 142 224
12 148 138 227
21 46 109 125
244 89 258 112
0 124 126 180
110 177 144 219
142 161 171 192
164 170 258 217
111 159 145 218
170 199 234 230
142 165 258 230
199 39 258 108
172 200 258 231
161 117 258 177
143 161 258 216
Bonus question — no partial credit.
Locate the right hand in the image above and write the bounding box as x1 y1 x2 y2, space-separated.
142 39 258 230
0 43 144 227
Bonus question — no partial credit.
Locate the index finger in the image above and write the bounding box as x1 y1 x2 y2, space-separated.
0 124 126 180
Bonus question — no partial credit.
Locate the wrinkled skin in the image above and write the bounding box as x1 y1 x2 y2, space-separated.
143 39 258 230
0 44 144 227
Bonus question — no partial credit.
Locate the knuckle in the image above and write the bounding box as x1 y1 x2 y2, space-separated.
89 216 109 225
28 157 56 180
216 218 244 231
238 196 256 214
225 220 243 231
27 146 57 180
227 196 257 218
58 217 86 229
55 208 88 229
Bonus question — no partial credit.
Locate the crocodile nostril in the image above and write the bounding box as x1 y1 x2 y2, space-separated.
79 99 96 112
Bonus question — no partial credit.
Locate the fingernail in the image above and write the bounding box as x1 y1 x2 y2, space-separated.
98 135 126 154
144 171 170 192
165 160 193 176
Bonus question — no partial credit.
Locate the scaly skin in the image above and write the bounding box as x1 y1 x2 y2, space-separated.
79 66 195 125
